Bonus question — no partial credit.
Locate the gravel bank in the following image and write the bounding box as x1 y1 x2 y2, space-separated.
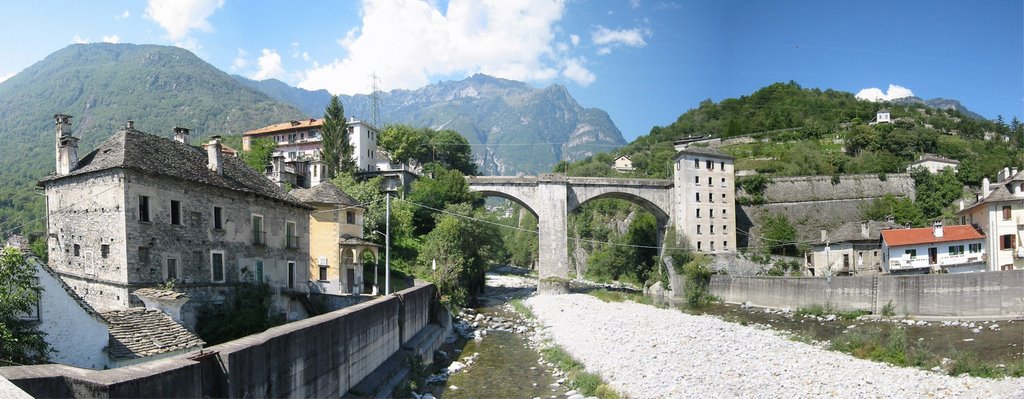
525 294 1024 398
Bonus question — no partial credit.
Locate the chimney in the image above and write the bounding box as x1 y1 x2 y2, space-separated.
932 221 943 238
173 127 190 145
959 200 965 211
126 120 135 130
885 215 895 223
820 229 827 242
207 136 223 175
54 114 80 175
860 221 869 239
54 114 72 173
982 177 990 198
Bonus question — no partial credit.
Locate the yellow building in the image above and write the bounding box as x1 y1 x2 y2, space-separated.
290 183 379 295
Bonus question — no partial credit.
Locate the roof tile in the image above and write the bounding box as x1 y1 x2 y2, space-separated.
880 225 984 247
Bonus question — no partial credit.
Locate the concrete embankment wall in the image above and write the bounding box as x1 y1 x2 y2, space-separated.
0 283 444 398
689 271 1024 319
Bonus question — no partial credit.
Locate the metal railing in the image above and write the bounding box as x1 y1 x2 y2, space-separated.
286 235 300 249
252 230 267 246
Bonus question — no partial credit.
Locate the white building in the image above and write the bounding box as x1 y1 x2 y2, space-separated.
880 223 986 274
906 154 960 174
611 155 635 173
672 144 736 253
957 166 1024 270
869 108 891 125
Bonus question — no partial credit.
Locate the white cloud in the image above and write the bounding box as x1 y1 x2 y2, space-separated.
116 10 131 19
592 26 647 50
231 48 249 71
175 37 202 53
596 47 611 55
562 57 595 86
301 52 310 62
630 0 641 9
251 49 285 81
0 72 15 84
144 0 224 40
72 35 89 44
300 0 571 94
855 84 915 102
570 34 580 46
102 35 121 43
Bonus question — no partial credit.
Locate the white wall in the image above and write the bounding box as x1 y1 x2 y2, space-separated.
673 153 736 253
32 260 110 370
882 238 985 273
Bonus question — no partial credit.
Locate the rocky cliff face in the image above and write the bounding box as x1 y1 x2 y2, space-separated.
238 73 626 175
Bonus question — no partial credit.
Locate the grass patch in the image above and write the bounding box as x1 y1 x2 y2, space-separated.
539 345 623 399
587 289 653 305
510 299 534 319
795 303 869 320
881 300 895 317
835 310 871 320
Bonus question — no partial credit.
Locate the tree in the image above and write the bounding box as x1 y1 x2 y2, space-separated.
241 138 277 173
377 124 428 164
408 166 480 234
320 95 354 178
0 247 50 365
428 130 478 175
911 168 963 220
759 213 797 256
416 203 503 307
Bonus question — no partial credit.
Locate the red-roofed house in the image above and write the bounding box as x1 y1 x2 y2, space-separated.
880 223 986 274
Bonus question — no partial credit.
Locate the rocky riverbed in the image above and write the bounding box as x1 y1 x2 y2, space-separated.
525 294 1024 398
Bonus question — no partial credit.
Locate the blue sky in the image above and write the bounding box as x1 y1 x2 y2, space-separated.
0 0 1021 141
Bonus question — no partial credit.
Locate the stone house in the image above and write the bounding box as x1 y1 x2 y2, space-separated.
6 239 203 370
290 183 379 295
957 166 1024 270
803 220 899 276
880 223 986 274
38 115 313 327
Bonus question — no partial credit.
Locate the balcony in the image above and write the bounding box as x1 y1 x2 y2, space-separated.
252 230 267 246
286 235 300 249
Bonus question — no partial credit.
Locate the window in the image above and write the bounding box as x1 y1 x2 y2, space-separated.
139 195 150 222
723 208 728 218
1000 235 1015 250
101 244 110 258
695 192 700 202
252 214 265 245
138 246 149 265
170 200 182 225
969 243 982 253
166 258 178 281
1003 206 1012 220
696 225 702 234
73 244 80 257
722 225 727 234
709 209 715 218
706 160 713 170
949 245 964 256
710 241 715 251
721 178 726 187
707 193 713 203
346 211 355 224
696 209 701 218
211 251 225 282
843 254 850 268
708 177 712 186
710 225 715 234
286 221 298 249
255 260 264 283
722 193 726 200
720 161 725 170
318 264 328 281
905 249 917 259
697 241 702 251
213 207 223 230
287 261 296 289
694 176 700 185
723 241 728 250
694 158 700 168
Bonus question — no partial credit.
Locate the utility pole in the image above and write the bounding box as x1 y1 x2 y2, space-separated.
385 190 391 295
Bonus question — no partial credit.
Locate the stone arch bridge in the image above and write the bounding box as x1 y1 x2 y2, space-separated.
467 174 674 291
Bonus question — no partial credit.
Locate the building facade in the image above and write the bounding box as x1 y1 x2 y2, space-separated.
906 154 959 174
804 220 899 276
880 223 986 274
672 145 736 253
957 167 1024 270
611 155 635 173
290 183 378 296
39 116 312 323
242 117 382 188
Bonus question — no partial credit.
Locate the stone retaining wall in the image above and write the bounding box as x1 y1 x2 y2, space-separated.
0 284 445 398
694 271 1024 319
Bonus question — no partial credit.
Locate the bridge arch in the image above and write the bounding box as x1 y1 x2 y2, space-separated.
570 191 670 223
472 189 539 219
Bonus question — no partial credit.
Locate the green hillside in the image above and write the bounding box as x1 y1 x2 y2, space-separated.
561 81 1022 184
0 43 306 237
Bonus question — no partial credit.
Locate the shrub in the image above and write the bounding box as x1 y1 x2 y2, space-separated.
881 300 895 317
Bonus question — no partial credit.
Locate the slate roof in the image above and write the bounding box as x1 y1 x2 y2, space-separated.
820 220 901 244
880 225 985 247
911 153 960 165
290 182 361 206
39 128 309 209
133 288 188 301
101 308 204 360
673 146 735 160
958 178 1022 214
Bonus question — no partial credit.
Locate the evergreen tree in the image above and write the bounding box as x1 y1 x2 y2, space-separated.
320 95 354 178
